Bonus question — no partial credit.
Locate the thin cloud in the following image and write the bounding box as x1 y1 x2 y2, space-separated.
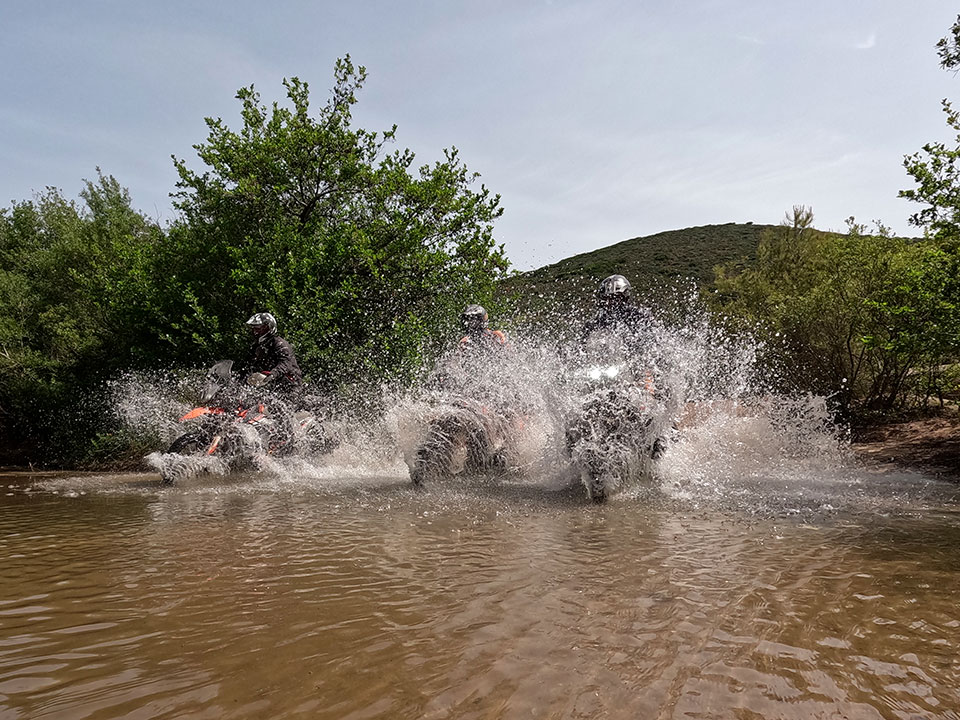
856 32 877 50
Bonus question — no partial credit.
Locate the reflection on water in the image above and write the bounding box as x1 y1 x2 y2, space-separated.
2 467 960 719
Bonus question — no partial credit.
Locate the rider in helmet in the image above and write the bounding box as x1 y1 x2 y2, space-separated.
242 312 306 452
428 304 521 475
581 274 654 340
245 312 303 389
435 304 510 387
458 304 508 355
578 274 667 459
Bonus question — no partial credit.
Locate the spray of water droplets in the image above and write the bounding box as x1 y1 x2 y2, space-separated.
104 287 851 504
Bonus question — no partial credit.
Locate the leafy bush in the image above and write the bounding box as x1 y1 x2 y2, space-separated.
710 208 960 415
0 57 508 465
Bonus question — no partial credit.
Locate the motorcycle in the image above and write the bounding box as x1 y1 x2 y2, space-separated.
564 354 667 503
408 393 522 486
160 360 335 485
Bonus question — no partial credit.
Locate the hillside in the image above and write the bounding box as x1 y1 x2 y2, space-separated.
500 222 773 322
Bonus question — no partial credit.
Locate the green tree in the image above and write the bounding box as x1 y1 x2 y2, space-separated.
936 14 960 71
164 56 508 389
893 15 960 409
711 209 960 414
0 173 164 459
0 57 509 466
899 100 960 241
900 16 960 243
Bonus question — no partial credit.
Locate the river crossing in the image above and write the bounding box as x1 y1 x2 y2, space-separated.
1 459 959 719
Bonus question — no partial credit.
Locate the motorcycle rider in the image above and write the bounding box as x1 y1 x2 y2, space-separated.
580 274 655 343
244 312 303 390
458 304 509 356
415 304 520 481
432 303 512 390
244 312 304 451
574 274 668 460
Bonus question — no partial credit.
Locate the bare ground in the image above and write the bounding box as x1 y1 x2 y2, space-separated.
851 413 960 480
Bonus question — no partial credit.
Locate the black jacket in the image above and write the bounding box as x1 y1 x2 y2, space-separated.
247 334 303 386
580 303 654 343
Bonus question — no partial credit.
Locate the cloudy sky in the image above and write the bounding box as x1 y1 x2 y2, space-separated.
2 1 957 269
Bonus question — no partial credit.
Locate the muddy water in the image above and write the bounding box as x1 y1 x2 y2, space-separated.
1 467 959 720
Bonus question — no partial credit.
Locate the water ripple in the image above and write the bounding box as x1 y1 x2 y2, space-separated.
2 472 960 718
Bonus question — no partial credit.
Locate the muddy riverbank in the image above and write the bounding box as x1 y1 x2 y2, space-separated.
852 413 960 480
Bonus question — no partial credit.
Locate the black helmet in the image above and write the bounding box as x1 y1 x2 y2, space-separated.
246 312 277 339
596 274 632 305
461 304 488 335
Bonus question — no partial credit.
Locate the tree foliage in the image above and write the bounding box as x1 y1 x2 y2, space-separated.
0 57 508 463
901 16 960 243
164 56 507 387
710 208 960 415
899 100 960 241
937 15 960 72
0 173 164 458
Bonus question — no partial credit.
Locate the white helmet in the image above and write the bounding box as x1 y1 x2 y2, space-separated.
246 312 277 339
461 304 488 335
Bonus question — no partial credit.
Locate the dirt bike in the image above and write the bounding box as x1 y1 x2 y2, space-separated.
408 394 523 486
160 360 335 485
564 359 666 503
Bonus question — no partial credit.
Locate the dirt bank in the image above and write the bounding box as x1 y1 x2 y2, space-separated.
851 414 960 480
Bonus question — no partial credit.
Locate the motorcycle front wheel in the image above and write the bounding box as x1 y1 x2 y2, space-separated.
411 413 477 486
167 432 206 455
161 432 208 486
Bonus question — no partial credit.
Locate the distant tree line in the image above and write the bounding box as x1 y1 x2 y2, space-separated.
0 57 507 464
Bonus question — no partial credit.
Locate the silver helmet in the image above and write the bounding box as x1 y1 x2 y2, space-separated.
596 274 632 304
461 304 488 334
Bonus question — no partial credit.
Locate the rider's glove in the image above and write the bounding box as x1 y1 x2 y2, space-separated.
246 372 272 387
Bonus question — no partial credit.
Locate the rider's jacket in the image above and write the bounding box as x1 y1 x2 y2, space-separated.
433 328 510 397
450 327 524 415
247 334 303 386
458 328 508 354
580 303 654 344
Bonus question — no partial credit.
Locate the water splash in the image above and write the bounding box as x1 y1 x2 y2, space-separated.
102 287 850 506
382 337 561 485
377 286 847 503
107 368 198 446
107 368 349 483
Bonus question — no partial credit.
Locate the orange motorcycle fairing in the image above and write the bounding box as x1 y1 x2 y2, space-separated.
179 406 226 422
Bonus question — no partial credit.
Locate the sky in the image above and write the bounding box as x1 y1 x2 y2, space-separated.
2 1 958 270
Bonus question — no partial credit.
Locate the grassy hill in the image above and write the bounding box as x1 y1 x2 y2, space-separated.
500 222 773 324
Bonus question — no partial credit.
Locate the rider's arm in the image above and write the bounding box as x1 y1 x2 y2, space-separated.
261 337 300 382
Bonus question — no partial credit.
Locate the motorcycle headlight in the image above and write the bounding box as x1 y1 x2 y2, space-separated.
585 365 622 381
